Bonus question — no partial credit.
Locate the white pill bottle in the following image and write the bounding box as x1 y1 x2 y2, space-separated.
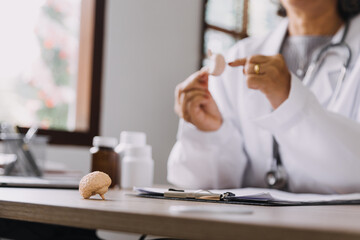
115 131 147 187
121 145 154 189
115 131 146 155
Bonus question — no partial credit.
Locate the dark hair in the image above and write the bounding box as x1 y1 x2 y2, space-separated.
277 0 360 21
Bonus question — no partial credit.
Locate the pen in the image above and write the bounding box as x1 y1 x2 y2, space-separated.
164 189 223 201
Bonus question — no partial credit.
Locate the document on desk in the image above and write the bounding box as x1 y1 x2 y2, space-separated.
134 187 360 206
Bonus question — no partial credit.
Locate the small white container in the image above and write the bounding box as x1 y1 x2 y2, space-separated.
121 145 154 189
116 131 147 187
115 131 146 156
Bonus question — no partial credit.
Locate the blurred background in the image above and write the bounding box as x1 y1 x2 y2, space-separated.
0 0 281 184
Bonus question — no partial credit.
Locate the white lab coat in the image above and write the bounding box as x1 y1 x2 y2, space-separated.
167 15 360 194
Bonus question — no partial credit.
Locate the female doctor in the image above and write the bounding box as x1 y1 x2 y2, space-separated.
167 0 360 194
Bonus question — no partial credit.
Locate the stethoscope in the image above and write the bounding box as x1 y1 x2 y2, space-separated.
265 21 352 190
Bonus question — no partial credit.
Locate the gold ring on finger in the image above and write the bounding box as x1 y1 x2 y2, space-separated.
254 64 260 75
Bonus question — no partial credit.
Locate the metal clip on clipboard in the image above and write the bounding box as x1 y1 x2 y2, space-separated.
164 189 235 201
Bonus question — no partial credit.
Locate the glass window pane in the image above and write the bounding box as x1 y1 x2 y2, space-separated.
205 0 244 32
248 0 282 37
0 0 82 131
204 29 236 55
203 29 236 66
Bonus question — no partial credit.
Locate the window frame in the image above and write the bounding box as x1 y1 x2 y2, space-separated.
17 0 106 146
201 0 249 63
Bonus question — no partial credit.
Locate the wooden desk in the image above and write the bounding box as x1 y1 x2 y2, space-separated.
0 187 360 240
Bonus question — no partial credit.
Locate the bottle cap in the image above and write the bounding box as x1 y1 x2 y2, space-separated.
119 131 146 146
93 136 118 148
124 145 152 157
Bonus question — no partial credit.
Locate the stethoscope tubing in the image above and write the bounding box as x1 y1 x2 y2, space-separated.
267 21 352 189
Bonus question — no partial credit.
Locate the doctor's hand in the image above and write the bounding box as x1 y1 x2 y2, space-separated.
229 54 291 109
174 69 223 131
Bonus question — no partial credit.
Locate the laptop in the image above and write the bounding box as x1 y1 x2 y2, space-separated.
0 175 79 189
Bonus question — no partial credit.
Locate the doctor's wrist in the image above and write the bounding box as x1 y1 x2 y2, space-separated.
266 76 291 109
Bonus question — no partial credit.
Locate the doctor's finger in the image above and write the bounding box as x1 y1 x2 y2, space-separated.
182 90 209 109
175 92 186 118
187 95 209 122
246 75 266 90
181 90 209 120
228 55 270 67
179 82 210 108
247 55 271 64
175 84 183 105
175 72 207 107
184 69 209 87
182 89 210 104
244 62 272 75
228 58 246 67
180 71 209 94
184 95 208 123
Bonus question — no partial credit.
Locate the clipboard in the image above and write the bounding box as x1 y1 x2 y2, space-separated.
134 187 360 206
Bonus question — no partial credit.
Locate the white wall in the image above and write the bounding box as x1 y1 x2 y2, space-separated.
46 0 203 184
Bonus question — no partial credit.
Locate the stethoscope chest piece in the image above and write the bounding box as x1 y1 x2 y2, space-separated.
265 162 288 190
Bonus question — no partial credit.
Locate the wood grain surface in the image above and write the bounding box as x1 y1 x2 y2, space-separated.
0 187 360 240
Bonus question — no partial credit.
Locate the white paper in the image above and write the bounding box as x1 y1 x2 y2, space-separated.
211 188 360 203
